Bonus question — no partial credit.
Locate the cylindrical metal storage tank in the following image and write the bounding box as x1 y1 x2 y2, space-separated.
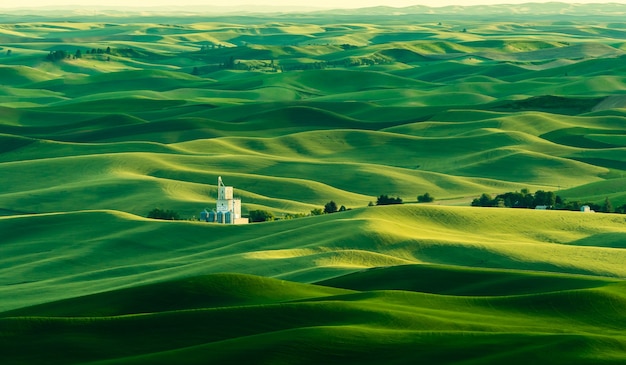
200 210 208 222
208 211 216 222
225 211 232 224
217 211 224 224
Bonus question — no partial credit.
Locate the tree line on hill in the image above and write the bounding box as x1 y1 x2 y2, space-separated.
44 47 139 62
146 192 436 223
189 43 395 75
369 193 435 206
373 194 403 205
250 192 436 222
249 200 351 222
195 56 390 74
256 193 436 221
471 189 625 214
147 208 180 220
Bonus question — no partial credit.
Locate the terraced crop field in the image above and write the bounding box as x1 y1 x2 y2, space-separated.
1 4 626 364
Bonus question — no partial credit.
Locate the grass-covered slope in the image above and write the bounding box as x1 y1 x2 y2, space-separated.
2 205 626 312
2 16 626 215
2 7 626 363
1 272 625 365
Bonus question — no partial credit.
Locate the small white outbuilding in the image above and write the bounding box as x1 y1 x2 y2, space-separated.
580 205 594 213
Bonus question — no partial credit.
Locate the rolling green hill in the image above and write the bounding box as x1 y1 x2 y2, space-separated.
1 4 626 364
2 271 626 365
2 206 626 363
2 205 626 311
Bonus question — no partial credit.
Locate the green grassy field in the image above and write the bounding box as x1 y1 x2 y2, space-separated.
1 3 626 364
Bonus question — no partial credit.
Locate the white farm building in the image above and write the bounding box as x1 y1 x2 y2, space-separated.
200 177 249 224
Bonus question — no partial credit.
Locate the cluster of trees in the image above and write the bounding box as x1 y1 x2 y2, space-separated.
192 42 393 74
375 195 403 205
615 202 626 214
417 193 435 203
471 189 624 214
283 212 308 220
471 189 556 208
44 47 141 63
228 191 437 223
85 47 111 55
248 192 438 223
206 57 390 73
45 50 71 62
280 57 391 71
310 201 349 215
339 56 391 68
248 210 275 223
216 56 255 71
369 193 435 206
192 60 280 75
248 201 349 222
222 56 238 69
198 43 227 52
147 208 180 220
278 62 326 72
45 47 114 62
324 200 348 214
340 43 359 50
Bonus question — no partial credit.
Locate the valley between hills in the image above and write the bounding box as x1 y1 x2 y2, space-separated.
1 3 626 364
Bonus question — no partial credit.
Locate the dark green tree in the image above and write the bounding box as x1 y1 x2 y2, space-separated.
417 193 435 203
284 212 307 220
224 56 235 69
555 195 564 207
497 190 533 208
601 197 614 213
560 200 582 211
480 193 494 206
310 208 323 216
376 195 403 205
324 201 338 214
533 190 556 207
472 193 495 207
248 210 275 222
45 50 67 62
75 49 82 59
147 208 180 220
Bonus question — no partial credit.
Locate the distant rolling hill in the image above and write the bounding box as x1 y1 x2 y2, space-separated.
1 6 626 364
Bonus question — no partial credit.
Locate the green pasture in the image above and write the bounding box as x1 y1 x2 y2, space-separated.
1 7 626 363
2 205 626 312
1 268 626 364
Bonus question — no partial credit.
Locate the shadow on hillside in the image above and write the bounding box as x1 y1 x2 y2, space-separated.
567 232 626 249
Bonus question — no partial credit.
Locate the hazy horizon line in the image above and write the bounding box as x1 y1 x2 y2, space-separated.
1 1 623 10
